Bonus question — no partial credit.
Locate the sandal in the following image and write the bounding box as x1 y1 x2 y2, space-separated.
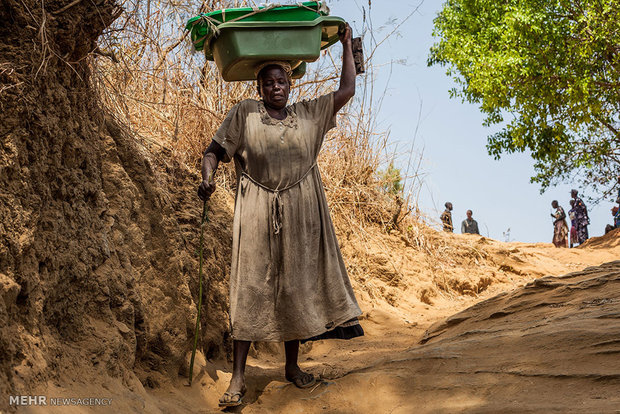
218 385 246 407
286 372 316 389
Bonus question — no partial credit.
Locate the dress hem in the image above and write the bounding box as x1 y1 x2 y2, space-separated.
231 310 363 343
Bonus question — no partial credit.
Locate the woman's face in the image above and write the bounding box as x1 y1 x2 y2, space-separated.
259 67 290 110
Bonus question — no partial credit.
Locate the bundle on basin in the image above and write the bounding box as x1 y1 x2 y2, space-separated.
186 1 345 81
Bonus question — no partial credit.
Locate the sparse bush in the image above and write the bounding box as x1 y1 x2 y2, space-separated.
377 161 404 195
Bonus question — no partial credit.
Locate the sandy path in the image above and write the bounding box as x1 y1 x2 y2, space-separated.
25 239 618 414
141 237 620 414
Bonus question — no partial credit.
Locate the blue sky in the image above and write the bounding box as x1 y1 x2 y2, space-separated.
328 0 616 243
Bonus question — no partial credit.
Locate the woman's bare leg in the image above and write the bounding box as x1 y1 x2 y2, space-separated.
220 340 250 403
284 340 315 388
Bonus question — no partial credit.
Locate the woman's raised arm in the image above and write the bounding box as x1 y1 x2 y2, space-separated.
333 24 355 114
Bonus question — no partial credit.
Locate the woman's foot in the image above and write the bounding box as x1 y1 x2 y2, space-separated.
285 365 316 389
218 376 247 407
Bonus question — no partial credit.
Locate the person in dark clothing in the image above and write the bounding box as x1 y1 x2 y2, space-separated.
605 206 620 234
440 202 454 232
568 199 578 248
570 189 589 244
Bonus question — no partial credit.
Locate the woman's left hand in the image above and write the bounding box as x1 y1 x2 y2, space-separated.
339 23 352 45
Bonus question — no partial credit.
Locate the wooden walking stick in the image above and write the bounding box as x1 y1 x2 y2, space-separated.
188 198 209 386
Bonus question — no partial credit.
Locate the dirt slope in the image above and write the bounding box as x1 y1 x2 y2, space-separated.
0 1 233 410
15 240 620 414
579 227 620 249
100 235 617 414
150 256 618 414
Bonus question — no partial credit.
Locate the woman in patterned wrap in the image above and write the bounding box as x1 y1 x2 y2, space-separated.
550 200 568 248
197 24 363 408
570 189 590 244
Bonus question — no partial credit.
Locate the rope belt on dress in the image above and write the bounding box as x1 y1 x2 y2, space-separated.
241 163 317 235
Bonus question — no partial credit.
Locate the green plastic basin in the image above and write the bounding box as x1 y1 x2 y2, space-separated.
186 1 330 51
186 1 345 81
209 16 344 81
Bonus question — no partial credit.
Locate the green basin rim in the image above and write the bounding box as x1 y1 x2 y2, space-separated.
203 16 345 57
203 1 326 19
212 16 344 29
186 1 334 51
186 1 326 28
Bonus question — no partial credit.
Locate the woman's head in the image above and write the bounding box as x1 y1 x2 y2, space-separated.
551 200 559 208
256 62 292 109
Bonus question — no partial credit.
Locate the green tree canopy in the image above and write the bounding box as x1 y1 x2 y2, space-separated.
429 0 620 199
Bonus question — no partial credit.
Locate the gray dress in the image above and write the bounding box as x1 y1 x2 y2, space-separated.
213 92 362 342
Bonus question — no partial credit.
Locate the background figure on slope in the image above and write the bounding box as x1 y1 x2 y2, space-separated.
570 190 589 245
568 200 577 248
605 206 620 234
440 202 454 232
461 210 480 235
551 200 569 248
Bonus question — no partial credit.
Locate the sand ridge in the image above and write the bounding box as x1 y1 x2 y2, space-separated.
142 233 620 414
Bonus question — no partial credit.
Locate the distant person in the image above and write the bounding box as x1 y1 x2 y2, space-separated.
550 200 569 248
605 206 620 234
568 199 578 248
461 210 480 235
571 189 589 244
440 202 454 232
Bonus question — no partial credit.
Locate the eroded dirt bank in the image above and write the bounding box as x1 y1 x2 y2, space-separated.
1 1 232 410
